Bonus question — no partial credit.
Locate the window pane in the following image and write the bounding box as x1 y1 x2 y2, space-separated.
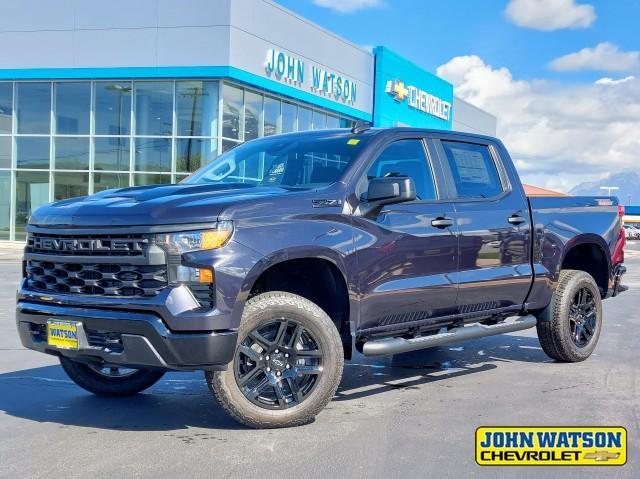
135 81 173 136
54 172 88 200
95 81 132 135
176 138 218 173
16 137 50 169
298 107 311 132
222 84 243 140
441 141 503 199
244 91 262 141
54 137 89 170
339 117 353 128
95 137 130 171
16 82 51 134
55 82 90 134
0 171 9 239
94 172 130 192
327 115 339 129
367 139 436 201
312 111 326 130
15 170 49 240
264 97 280 136
0 82 12 134
281 102 297 133
134 138 171 172
134 173 171 186
176 80 218 137
0 136 10 168
221 139 241 153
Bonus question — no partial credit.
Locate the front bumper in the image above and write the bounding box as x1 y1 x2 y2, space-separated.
16 301 237 371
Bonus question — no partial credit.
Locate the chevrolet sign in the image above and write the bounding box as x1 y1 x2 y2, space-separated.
385 79 452 121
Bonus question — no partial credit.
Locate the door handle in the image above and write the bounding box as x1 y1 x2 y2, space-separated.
508 214 526 225
431 217 454 228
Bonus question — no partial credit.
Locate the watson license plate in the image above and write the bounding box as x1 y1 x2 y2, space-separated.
47 320 80 350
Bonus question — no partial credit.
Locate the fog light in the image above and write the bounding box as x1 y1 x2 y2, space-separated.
176 265 213 283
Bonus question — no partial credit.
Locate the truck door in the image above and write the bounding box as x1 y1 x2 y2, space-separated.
434 138 532 314
353 137 459 333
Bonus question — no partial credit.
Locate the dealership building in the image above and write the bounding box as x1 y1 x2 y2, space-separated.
0 0 496 241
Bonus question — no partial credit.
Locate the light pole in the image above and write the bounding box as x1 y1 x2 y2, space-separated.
600 186 619 197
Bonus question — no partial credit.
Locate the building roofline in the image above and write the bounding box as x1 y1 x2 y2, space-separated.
261 0 373 55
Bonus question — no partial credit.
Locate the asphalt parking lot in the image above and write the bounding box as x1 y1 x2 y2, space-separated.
1 248 639 479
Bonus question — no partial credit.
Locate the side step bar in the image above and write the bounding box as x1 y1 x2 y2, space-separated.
362 314 537 357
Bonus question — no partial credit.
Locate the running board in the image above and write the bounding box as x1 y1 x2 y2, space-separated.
362 315 537 357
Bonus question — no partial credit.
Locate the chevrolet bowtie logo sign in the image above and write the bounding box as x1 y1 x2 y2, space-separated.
582 451 621 462
383 78 452 121
385 79 409 102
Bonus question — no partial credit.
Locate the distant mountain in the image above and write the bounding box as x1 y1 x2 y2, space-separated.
569 170 640 204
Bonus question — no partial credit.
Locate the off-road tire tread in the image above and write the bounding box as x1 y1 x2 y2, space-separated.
207 291 344 429
536 269 602 362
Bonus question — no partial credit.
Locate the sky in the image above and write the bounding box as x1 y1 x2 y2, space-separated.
276 0 640 191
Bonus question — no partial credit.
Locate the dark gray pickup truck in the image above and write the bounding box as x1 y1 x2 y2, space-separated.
16 126 627 428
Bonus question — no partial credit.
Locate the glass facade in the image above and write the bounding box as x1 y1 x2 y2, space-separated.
0 79 356 240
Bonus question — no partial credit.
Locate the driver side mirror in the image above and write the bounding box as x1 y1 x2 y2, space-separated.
365 176 416 206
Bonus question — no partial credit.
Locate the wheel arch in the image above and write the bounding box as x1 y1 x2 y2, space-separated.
232 247 354 358
560 234 611 296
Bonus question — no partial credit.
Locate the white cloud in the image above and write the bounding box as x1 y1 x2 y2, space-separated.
312 0 384 14
595 76 636 85
437 55 640 191
549 43 640 72
505 0 596 31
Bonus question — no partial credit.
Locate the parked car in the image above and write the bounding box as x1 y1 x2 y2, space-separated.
624 224 640 240
17 126 627 428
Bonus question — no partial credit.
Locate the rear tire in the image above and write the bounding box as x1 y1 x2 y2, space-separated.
207 291 344 429
60 357 165 397
536 269 603 362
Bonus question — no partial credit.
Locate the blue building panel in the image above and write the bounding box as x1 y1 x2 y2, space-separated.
373 47 453 129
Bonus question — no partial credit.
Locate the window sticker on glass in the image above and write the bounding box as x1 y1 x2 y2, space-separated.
449 148 490 184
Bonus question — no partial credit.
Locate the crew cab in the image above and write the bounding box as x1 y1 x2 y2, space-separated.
16 126 626 428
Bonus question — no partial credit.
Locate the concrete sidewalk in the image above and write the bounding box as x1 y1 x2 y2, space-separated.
0 241 25 262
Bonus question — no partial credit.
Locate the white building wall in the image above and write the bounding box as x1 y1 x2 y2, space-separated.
453 96 497 136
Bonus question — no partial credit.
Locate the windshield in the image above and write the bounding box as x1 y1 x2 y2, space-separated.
183 132 369 189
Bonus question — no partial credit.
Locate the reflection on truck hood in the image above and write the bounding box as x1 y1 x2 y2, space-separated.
29 183 289 227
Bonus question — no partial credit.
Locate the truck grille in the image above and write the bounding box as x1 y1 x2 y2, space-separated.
26 260 167 297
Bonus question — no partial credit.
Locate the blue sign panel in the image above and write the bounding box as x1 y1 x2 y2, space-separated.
373 47 453 129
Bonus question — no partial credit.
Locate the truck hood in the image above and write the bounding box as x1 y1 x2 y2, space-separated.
29 183 290 228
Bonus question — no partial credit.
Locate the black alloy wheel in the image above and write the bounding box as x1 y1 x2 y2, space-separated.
568 287 597 348
234 319 323 410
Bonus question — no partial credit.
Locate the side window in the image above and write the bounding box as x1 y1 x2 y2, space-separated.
441 141 503 199
366 139 437 201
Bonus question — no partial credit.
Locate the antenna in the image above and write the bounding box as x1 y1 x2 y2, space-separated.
351 120 371 134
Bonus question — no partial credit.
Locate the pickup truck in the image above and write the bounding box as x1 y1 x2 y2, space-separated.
16 126 627 428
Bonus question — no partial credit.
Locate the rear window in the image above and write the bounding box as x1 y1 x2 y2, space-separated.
441 141 503 199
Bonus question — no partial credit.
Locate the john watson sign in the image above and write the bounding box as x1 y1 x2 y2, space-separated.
265 49 357 105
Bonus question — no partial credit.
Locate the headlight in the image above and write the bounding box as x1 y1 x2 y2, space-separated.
156 221 233 255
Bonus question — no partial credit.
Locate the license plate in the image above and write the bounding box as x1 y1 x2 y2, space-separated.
47 320 80 350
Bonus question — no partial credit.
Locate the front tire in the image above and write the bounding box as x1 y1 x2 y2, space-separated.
60 357 165 397
536 269 603 362
207 292 344 428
